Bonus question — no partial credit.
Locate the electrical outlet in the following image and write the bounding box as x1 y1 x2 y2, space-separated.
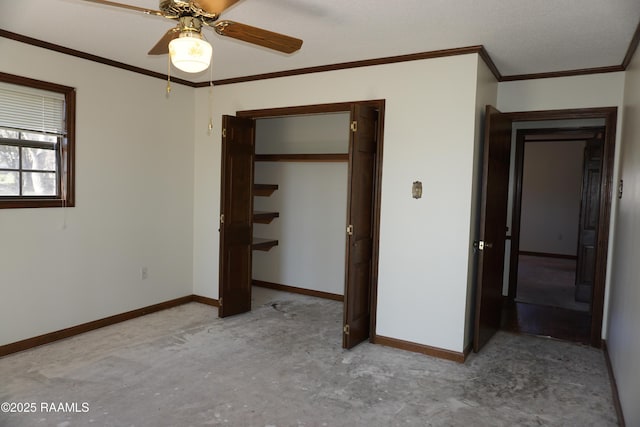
141 267 148 280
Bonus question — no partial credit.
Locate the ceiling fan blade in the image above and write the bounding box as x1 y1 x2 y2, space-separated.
193 0 242 16
148 28 180 55
79 0 164 16
214 21 303 54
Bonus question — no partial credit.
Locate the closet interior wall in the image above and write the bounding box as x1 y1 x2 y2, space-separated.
253 113 351 296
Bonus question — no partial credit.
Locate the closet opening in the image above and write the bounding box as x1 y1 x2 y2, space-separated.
218 100 385 350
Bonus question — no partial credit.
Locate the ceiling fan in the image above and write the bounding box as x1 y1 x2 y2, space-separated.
81 0 303 73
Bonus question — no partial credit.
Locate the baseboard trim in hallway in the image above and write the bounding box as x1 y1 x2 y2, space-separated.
373 335 467 363
0 295 218 358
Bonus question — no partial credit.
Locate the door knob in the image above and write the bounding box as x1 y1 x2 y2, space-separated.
476 241 493 251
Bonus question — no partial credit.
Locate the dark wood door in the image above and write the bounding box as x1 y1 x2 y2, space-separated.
473 105 512 353
218 115 255 318
343 105 378 349
575 133 604 304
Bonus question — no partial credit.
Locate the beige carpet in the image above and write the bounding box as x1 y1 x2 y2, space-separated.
516 255 589 312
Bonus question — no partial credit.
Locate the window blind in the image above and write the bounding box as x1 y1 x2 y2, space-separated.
0 82 66 136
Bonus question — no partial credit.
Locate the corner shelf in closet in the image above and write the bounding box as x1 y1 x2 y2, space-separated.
252 237 279 251
252 183 279 251
253 184 279 197
253 211 279 224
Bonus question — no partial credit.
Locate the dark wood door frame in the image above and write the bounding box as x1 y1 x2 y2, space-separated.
504 107 617 348
236 99 385 344
508 126 604 299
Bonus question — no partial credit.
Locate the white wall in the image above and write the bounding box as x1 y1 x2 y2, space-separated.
194 54 484 353
498 74 625 112
0 39 195 346
252 114 349 295
520 141 585 255
497 72 626 336
606 50 640 425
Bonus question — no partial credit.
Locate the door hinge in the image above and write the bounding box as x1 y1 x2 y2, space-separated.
222 128 227 138
220 214 225 224
350 121 357 132
218 298 222 307
343 324 350 335
346 224 354 236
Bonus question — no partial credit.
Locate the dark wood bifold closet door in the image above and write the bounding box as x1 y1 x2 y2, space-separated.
473 105 512 353
218 115 255 318
343 105 378 349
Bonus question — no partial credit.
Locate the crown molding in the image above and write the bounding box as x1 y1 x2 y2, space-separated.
0 29 196 87
206 46 501 86
3 21 640 87
622 19 640 69
501 65 626 82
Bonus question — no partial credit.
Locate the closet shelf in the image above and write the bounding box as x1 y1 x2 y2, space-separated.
255 153 349 162
253 183 278 250
253 184 279 197
252 237 279 251
253 211 279 224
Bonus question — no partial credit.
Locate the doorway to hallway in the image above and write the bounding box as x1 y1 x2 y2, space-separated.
504 126 606 345
473 106 616 352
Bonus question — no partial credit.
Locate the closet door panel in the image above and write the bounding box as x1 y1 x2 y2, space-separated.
219 115 255 317
343 105 378 349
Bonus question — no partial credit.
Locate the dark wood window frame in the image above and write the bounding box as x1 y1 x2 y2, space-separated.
0 72 75 209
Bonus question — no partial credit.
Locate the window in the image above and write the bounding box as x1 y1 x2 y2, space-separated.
0 72 75 208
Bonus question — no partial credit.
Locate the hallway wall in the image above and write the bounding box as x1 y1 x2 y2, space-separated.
519 140 585 256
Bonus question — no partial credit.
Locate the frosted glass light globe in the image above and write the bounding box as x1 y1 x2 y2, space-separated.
169 33 212 73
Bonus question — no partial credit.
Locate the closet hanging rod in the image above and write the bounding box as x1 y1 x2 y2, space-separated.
255 153 349 162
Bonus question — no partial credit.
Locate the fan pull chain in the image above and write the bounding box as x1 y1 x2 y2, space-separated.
166 55 172 96
207 59 213 134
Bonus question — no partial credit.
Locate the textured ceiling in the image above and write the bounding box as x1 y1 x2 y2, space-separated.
1 0 639 83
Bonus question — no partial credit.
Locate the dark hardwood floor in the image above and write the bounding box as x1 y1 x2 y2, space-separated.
501 299 592 345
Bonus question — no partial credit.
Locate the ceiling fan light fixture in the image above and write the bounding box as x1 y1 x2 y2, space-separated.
168 31 212 73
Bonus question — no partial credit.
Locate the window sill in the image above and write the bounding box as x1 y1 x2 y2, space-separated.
0 198 75 209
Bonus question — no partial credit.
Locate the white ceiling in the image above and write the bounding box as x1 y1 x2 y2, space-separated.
2 0 640 83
